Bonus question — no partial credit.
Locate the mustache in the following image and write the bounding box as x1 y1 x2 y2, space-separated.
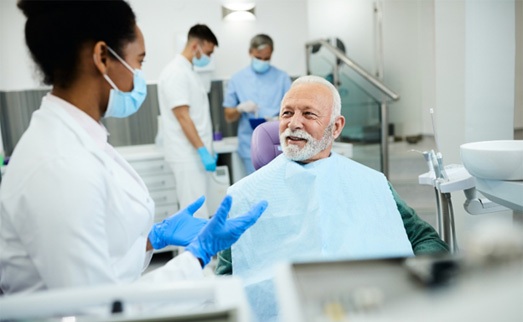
280 128 313 141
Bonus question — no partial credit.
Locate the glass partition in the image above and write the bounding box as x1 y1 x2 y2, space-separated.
306 39 399 174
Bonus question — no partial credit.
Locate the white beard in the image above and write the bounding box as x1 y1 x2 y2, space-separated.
280 123 334 161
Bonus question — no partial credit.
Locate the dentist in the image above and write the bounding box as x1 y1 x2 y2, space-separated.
0 0 267 295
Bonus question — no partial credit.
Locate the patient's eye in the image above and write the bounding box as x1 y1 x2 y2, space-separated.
304 111 318 119
281 110 292 117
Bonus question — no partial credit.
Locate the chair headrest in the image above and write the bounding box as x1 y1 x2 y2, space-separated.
250 120 282 170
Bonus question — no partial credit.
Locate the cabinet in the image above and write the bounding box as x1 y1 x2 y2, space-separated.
115 145 180 224
116 145 180 254
115 144 232 255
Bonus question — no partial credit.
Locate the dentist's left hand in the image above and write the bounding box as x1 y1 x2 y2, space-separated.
148 196 208 249
186 195 268 267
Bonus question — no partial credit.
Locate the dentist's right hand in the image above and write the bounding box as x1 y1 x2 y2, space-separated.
148 196 208 249
186 195 268 267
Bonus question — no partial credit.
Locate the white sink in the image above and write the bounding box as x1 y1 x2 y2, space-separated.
460 140 523 181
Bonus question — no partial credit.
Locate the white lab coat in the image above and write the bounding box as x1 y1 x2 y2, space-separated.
158 55 213 218
0 95 202 295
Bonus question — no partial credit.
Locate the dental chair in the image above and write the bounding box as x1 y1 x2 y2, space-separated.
250 121 282 170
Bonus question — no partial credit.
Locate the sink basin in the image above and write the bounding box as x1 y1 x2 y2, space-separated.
460 140 523 180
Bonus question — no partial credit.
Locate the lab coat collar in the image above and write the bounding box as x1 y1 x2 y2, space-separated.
44 94 109 151
39 95 152 209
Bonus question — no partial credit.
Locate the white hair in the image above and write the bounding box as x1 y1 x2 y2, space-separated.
289 75 341 122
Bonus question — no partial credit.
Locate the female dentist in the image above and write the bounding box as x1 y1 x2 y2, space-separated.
0 0 267 295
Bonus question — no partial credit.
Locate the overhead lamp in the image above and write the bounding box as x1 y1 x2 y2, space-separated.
222 0 256 22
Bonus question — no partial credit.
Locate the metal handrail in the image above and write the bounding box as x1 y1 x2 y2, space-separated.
305 39 400 101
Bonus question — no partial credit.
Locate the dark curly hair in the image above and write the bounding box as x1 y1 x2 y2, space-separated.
17 0 137 88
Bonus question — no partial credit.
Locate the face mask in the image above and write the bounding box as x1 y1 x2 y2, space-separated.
251 57 270 74
102 46 147 118
192 46 211 67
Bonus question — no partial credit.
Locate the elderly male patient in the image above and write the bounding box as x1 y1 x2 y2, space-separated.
216 75 448 321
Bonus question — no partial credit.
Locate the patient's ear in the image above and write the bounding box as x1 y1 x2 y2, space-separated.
332 115 345 139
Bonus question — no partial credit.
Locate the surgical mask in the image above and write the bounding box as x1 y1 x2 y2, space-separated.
192 46 211 67
251 57 270 74
102 46 147 118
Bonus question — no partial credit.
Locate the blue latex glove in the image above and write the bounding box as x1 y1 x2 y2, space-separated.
197 147 217 172
148 196 208 249
186 195 268 267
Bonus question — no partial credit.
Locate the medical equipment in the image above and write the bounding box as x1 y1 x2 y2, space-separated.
207 165 231 213
417 110 519 253
417 109 461 252
275 244 523 322
460 140 523 213
0 278 252 322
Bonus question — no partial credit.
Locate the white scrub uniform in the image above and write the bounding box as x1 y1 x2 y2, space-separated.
0 94 202 295
157 54 213 218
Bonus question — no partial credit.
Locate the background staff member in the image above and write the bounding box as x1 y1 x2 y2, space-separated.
223 34 291 174
158 24 219 219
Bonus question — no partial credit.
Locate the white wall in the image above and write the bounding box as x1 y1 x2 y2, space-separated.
307 0 431 137
306 0 522 137
381 1 426 137
0 0 43 90
1 0 520 133
307 0 376 70
0 0 308 91
434 0 516 247
515 0 523 130
129 0 308 81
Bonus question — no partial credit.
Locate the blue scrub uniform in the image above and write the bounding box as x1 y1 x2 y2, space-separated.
223 65 291 174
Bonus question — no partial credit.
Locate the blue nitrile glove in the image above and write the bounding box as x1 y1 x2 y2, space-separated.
148 196 208 249
186 195 268 267
197 147 217 172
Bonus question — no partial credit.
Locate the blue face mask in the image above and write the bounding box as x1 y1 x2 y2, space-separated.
251 57 270 74
192 46 211 67
103 47 147 118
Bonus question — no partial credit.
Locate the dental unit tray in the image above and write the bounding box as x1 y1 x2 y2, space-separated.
0 278 250 322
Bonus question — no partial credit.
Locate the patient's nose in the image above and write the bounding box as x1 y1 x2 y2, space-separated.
288 114 304 131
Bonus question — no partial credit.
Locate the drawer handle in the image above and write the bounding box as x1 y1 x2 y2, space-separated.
148 180 166 188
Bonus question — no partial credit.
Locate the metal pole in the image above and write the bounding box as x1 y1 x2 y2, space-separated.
439 192 458 253
333 61 340 88
305 45 311 75
445 192 459 253
434 188 443 237
304 40 400 101
380 102 389 177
